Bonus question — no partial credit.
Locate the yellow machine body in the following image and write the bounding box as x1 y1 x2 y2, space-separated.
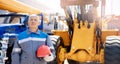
66 21 97 61
53 30 70 46
54 21 118 64
54 20 104 64
54 0 119 64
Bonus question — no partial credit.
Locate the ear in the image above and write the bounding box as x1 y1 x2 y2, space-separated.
38 21 41 26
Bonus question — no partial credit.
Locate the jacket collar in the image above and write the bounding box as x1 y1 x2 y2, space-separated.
27 28 40 35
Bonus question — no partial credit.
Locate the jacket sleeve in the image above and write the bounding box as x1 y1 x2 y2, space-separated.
11 39 21 64
46 36 56 58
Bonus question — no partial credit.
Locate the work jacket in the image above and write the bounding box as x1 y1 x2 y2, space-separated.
11 29 55 64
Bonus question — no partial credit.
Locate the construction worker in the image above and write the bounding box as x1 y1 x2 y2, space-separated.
11 14 55 64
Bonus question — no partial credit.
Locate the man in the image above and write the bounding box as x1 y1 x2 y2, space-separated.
11 14 55 64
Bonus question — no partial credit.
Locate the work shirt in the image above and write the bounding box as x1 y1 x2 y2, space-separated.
11 29 55 64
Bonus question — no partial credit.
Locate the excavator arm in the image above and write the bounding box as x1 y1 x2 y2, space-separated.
0 0 40 14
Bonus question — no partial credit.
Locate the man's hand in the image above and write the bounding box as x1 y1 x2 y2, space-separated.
43 53 54 62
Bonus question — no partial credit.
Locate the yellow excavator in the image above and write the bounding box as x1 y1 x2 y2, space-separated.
53 0 120 64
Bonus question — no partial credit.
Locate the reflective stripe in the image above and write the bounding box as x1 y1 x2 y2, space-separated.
19 37 46 44
31 38 46 41
13 48 21 53
49 46 54 49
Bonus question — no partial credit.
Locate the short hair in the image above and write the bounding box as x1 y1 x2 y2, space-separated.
28 14 40 22
28 14 39 19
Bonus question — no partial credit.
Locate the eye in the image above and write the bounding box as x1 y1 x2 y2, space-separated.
30 19 33 21
35 19 39 22
34 19 37 21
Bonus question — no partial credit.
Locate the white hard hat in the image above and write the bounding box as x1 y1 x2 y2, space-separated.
43 53 54 62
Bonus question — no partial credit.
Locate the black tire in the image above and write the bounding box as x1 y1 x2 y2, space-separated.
104 36 120 64
48 35 61 64
6 37 17 64
67 59 80 64
67 59 100 64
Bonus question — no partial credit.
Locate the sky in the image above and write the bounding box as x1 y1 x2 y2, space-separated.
105 0 120 15
19 0 65 15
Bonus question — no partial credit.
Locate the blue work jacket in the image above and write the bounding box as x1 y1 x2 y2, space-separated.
11 29 55 64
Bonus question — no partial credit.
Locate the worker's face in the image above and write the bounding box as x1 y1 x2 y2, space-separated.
28 16 41 29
